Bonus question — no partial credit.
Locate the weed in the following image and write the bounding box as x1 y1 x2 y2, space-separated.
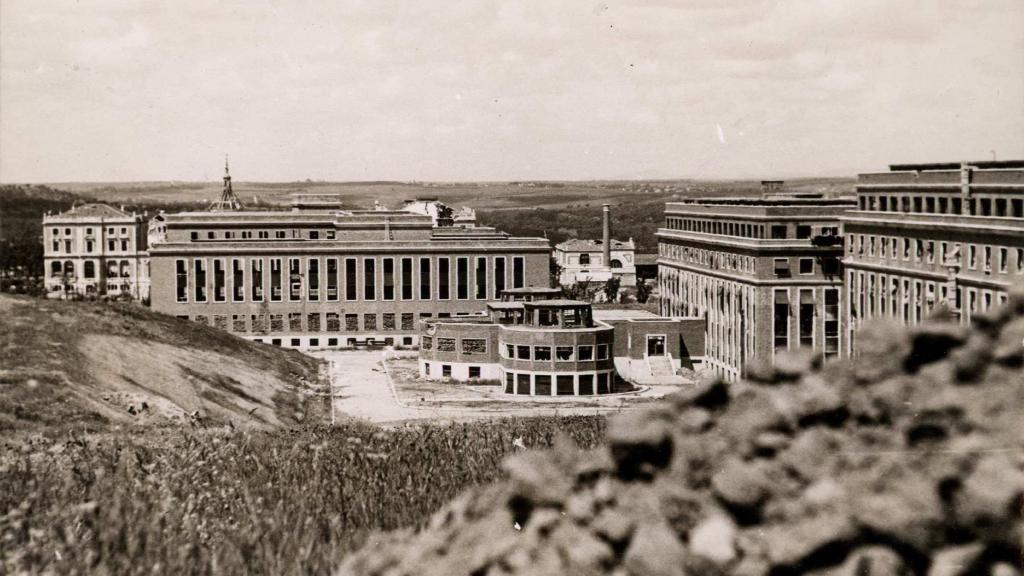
0 418 606 575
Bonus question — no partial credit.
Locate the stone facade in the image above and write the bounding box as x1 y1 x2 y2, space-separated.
42 204 150 301
842 160 1024 354
657 188 855 381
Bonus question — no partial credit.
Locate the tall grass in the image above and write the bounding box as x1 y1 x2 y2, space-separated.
1 417 605 575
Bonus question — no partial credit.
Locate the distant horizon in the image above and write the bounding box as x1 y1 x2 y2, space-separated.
6 158 1023 187
18 157 1024 187
5 173 858 186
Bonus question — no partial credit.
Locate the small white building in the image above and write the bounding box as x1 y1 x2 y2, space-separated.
43 204 150 300
554 238 637 288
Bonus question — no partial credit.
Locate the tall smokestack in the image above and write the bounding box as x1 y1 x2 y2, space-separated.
602 204 611 268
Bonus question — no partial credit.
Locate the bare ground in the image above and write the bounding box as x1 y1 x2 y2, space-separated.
0 294 328 435
317 350 681 425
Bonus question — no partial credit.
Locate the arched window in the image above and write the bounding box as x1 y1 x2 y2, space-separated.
610 259 622 269
120 260 131 278
108 261 119 278
51 262 62 277
84 261 96 279
579 254 590 265
63 261 74 277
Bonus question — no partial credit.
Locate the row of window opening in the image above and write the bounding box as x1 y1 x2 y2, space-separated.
857 194 1024 218
664 218 839 240
190 229 337 241
849 234 1024 274
175 255 526 304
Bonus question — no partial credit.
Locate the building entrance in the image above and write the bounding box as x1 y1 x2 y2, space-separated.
646 335 666 356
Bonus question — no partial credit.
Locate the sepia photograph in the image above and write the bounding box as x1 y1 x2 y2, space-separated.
1 1 1022 574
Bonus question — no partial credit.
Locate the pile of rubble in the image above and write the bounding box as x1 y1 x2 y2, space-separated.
340 289 1024 576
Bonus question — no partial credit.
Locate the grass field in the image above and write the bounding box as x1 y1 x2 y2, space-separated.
0 419 607 575
38 177 853 211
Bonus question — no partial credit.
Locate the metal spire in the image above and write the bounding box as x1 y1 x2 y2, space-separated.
210 154 243 211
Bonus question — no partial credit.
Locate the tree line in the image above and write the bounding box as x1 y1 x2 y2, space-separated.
477 202 664 253
0 185 203 293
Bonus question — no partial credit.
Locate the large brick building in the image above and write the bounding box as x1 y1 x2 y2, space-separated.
147 195 551 349
657 184 855 380
842 160 1024 354
42 204 150 300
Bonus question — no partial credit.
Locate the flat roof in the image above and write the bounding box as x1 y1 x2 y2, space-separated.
524 299 591 308
427 317 493 325
592 309 661 320
676 196 856 207
486 302 525 310
888 160 1024 171
500 287 562 294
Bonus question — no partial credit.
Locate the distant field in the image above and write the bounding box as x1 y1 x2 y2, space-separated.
37 177 854 211
10 178 853 254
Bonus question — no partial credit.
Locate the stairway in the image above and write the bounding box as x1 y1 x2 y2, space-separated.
647 355 675 379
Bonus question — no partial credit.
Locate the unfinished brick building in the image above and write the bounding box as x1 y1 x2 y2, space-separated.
842 160 1024 354
657 183 855 381
147 194 551 349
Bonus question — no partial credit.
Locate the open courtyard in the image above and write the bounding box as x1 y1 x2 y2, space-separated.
310 349 692 424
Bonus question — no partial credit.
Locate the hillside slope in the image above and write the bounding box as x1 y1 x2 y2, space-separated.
0 295 327 434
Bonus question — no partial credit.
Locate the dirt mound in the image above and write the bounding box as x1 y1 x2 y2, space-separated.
0 295 326 434
339 289 1024 576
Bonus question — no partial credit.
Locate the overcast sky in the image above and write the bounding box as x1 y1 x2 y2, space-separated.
1 1 1022 183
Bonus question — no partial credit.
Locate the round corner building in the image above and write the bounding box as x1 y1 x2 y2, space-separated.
419 288 706 396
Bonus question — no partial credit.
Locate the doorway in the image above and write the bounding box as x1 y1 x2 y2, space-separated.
646 335 666 356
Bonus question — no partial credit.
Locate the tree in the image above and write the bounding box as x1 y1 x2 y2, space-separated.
549 257 564 288
635 278 652 303
603 276 621 303
564 279 594 301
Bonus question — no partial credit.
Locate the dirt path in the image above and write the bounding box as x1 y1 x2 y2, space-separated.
312 350 669 424
312 350 422 423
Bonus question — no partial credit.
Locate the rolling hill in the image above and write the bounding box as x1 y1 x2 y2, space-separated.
5 177 853 256
0 295 328 435
33 177 855 212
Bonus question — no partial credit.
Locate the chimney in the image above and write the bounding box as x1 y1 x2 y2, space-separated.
602 204 611 268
